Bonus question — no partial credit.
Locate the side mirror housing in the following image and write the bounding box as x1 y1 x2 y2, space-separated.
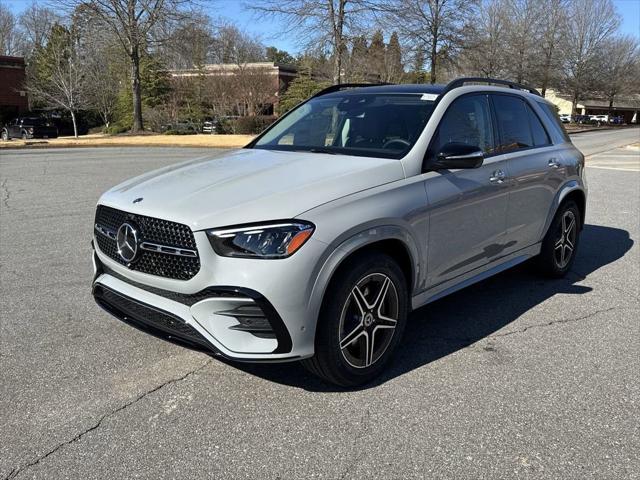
428 142 485 170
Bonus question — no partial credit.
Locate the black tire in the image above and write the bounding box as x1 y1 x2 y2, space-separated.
302 252 408 387
534 200 581 278
21 131 28 140
1 130 8 141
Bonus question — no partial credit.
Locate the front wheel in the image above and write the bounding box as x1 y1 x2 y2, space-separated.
302 252 408 387
535 200 581 278
21 131 28 140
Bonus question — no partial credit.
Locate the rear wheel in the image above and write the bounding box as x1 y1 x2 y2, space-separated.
535 200 581 278
1 130 8 141
302 252 408 387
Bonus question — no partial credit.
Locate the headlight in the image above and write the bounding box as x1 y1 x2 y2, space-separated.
206 221 314 259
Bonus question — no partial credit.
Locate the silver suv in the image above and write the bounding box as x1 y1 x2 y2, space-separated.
92 78 587 386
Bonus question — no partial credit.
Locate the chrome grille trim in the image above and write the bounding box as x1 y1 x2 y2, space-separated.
139 241 198 258
95 223 116 240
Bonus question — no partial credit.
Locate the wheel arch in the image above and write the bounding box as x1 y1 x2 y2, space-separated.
307 226 420 342
540 181 587 241
563 189 586 229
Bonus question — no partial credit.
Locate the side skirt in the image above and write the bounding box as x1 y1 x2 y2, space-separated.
411 243 541 310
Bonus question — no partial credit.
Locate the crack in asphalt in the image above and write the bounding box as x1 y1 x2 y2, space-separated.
1 178 10 211
2 359 212 480
487 306 622 339
339 408 371 480
422 306 627 346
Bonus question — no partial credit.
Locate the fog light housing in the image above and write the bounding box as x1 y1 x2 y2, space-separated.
216 304 276 338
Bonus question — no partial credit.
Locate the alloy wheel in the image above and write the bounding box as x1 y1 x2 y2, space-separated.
338 273 399 369
554 210 577 269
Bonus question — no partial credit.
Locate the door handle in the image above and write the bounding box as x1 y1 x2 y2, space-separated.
548 158 560 168
489 170 506 183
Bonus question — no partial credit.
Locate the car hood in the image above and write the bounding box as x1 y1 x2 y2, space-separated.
98 148 405 229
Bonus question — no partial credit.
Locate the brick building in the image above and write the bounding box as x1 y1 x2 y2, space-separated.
170 62 298 115
0 56 29 124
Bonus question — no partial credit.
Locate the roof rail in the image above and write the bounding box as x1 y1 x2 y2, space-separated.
442 77 541 97
311 82 394 98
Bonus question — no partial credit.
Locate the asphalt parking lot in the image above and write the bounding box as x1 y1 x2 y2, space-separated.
1 128 639 479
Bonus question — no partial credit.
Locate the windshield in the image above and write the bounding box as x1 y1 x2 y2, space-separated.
252 93 436 159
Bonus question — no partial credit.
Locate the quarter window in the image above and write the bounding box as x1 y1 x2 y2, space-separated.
537 101 570 142
430 94 495 156
526 104 551 147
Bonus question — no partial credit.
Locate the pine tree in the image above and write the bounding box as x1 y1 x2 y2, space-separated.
277 72 329 115
385 32 403 82
368 29 385 81
409 48 427 84
349 35 368 81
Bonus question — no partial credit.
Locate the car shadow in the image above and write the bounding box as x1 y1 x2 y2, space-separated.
220 224 633 392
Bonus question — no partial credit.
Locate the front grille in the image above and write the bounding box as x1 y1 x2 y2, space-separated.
94 284 214 351
94 205 200 280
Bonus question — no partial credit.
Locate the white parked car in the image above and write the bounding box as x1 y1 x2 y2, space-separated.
92 78 587 386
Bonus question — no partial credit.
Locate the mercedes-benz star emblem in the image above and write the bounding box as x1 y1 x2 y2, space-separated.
116 222 138 263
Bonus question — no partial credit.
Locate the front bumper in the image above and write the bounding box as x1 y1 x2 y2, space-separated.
91 236 320 362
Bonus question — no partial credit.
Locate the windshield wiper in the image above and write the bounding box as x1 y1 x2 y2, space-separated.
309 148 337 155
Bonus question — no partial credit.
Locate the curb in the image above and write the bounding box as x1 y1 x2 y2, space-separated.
0 142 243 151
568 126 637 135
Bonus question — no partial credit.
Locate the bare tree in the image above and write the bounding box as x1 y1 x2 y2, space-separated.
560 0 620 114
211 24 265 65
159 10 215 69
535 0 568 96
385 0 479 84
66 0 193 132
501 0 544 84
0 2 26 56
459 0 507 78
83 36 121 128
597 35 639 117
248 0 374 84
19 2 62 54
27 24 88 137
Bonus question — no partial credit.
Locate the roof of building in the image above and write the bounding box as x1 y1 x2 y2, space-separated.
170 61 298 77
0 56 26 67
580 96 640 110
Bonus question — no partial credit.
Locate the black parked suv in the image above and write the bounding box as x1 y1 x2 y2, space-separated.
1 117 58 140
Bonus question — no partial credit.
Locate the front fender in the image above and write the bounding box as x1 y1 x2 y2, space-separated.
305 224 421 338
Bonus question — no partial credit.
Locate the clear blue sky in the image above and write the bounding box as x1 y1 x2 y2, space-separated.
3 0 639 54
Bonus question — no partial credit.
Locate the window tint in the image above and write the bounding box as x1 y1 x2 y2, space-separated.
254 93 435 159
492 95 533 152
537 101 570 142
526 104 550 146
431 94 495 155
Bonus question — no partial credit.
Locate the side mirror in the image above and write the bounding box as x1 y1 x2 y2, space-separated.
430 142 484 170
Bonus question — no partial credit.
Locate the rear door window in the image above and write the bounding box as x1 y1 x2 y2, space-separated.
491 95 533 153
